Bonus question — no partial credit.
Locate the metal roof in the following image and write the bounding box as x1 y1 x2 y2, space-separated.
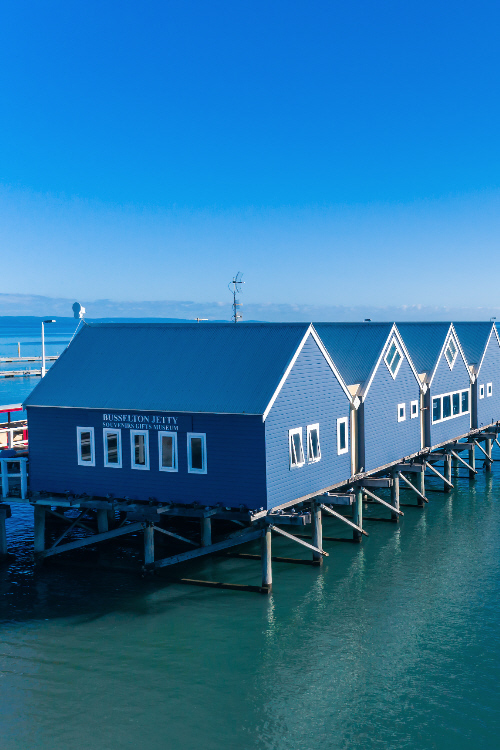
453 322 494 367
24 322 311 414
395 322 453 374
313 323 394 385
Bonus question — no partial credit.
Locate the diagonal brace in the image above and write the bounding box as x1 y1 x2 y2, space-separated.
46 508 94 533
152 525 197 546
50 510 89 549
473 439 493 463
268 524 328 556
450 450 477 474
398 471 429 503
426 461 454 487
362 487 404 516
320 503 369 536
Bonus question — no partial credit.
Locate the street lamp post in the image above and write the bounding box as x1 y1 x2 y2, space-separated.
41 319 56 377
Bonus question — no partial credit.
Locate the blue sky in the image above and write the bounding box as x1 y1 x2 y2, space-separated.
1 1 499 314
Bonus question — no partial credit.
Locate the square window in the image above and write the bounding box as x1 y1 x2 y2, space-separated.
384 338 404 379
397 403 406 422
452 393 460 416
289 428 305 467
432 397 442 422
159 431 178 472
442 395 451 419
411 400 419 418
337 417 349 455
487 383 492 397
479 385 485 399
77 426 95 466
307 424 321 463
461 390 469 413
104 428 122 468
188 433 207 474
131 430 150 470
445 337 458 369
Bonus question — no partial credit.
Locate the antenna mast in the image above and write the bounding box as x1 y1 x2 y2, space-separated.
228 272 244 323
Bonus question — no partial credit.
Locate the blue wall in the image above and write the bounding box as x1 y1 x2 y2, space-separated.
27 407 267 509
476 330 500 428
429 349 471 446
265 334 352 509
363 342 421 472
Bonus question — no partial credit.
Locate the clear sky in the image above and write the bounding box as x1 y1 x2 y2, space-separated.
1 1 499 312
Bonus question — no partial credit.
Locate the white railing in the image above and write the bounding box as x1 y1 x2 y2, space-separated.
0 457 28 500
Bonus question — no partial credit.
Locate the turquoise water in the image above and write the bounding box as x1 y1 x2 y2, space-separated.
1 341 500 749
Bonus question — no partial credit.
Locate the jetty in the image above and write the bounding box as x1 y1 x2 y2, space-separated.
1 321 499 594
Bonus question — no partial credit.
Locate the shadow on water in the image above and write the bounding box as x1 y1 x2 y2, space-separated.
1 463 500 750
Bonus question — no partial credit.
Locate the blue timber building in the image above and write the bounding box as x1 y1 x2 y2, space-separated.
397 323 473 448
315 323 423 472
454 322 500 430
24 323 353 511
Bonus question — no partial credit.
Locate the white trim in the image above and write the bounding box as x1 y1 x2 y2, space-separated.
337 417 349 455
103 428 122 468
77 426 95 467
361 324 424 401
432 388 470 424
410 400 419 419
487 382 492 397
429 324 472 388
384 336 404 380
130 429 150 470
306 423 321 463
187 432 207 474
475 323 498 377
444 334 459 370
397 403 406 422
158 431 178 472
479 384 485 399
289 427 305 468
309 328 353 402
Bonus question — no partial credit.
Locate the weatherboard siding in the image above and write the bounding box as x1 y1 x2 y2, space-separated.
265 334 351 509
429 351 471 446
476 330 500 428
362 349 421 472
27 407 267 509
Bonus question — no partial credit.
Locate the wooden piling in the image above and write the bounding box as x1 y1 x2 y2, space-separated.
352 488 363 542
201 516 212 547
34 505 46 554
468 446 476 478
144 523 155 566
485 438 492 472
390 471 400 522
416 470 425 507
311 501 323 566
444 453 452 492
97 509 109 534
261 526 272 593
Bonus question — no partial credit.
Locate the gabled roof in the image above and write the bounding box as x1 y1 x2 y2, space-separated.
25 322 319 415
453 322 496 371
397 322 471 385
313 323 395 385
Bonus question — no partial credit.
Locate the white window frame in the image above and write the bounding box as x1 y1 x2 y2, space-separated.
306 423 321 463
337 417 349 455
103 428 122 468
130 429 150 470
487 382 492 397
187 432 207 474
397 403 406 422
444 335 458 370
77 426 95 467
410 400 419 419
384 336 404 379
158 430 178 472
479 384 485 399
431 388 471 424
289 427 305 468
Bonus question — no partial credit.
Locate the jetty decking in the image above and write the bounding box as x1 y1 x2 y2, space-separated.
1 321 499 594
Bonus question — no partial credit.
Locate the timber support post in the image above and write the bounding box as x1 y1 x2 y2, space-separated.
444 451 452 492
416 469 425 507
390 471 400 522
468 445 476 479
311 501 323 566
352 487 363 543
144 523 155 567
201 516 212 547
34 505 46 555
485 438 493 472
261 525 272 593
97 509 109 534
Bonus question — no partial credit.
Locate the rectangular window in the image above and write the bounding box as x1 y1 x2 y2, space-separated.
307 424 321 463
397 403 406 422
479 384 485 399
131 430 150 470
442 395 451 419
452 392 460 416
384 338 403 379
289 427 305 468
432 397 442 422
77 427 95 467
461 390 469 413
487 383 492 397
103 428 122 468
445 337 458 368
188 433 207 474
411 400 419 418
337 417 349 455
159 431 178 472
